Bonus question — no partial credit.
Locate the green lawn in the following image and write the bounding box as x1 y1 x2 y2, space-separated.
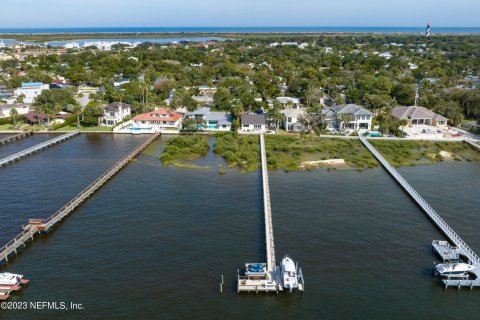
56 125 113 132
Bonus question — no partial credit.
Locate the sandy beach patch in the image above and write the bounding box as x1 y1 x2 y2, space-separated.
300 159 347 169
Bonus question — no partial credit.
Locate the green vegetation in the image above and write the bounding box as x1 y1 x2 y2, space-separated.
160 135 210 165
56 125 113 132
214 133 378 172
214 133 260 172
370 140 480 167
266 135 378 171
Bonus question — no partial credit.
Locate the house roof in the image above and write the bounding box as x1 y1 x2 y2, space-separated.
104 102 131 112
132 108 182 122
205 112 232 125
241 113 266 125
391 106 448 122
276 97 301 105
331 104 373 116
281 108 306 118
23 111 48 122
190 107 211 117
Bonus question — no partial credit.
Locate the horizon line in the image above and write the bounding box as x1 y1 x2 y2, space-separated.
1 25 480 29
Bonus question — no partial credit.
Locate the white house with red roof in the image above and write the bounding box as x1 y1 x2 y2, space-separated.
131 108 182 130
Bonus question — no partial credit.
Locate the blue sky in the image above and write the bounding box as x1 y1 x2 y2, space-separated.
1 0 478 28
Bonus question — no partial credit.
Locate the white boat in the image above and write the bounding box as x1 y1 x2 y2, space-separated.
0 273 24 286
281 255 299 291
434 262 476 278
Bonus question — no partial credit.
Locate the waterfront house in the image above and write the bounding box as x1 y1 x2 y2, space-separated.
391 106 448 128
98 102 131 127
132 108 182 130
0 104 30 118
189 107 232 131
281 107 307 132
329 104 374 133
240 114 267 133
12 82 49 104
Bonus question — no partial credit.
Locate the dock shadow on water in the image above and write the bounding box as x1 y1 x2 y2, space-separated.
0 134 479 319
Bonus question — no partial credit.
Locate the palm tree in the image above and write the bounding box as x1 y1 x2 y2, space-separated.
338 113 353 133
67 104 83 128
399 119 409 134
9 108 19 128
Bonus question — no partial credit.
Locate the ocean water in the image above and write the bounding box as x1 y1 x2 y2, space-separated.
0 26 480 34
0 135 479 319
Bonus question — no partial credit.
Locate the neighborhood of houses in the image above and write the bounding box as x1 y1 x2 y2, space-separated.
0 80 457 139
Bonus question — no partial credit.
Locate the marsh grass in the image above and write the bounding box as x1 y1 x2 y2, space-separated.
370 140 480 167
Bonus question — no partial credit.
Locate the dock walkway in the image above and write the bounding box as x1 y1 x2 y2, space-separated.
260 134 276 273
359 136 480 288
0 132 160 264
464 137 480 151
0 131 32 145
0 131 80 167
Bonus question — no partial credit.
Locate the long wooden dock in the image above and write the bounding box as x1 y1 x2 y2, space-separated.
0 132 160 265
359 136 480 288
0 131 33 145
237 134 281 293
237 135 304 293
0 130 80 167
260 134 276 273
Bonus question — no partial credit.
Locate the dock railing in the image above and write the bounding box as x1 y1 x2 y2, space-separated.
260 134 276 272
360 136 480 266
0 130 80 167
0 131 33 145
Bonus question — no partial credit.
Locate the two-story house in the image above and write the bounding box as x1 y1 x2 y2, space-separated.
99 102 131 126
132 108 182 130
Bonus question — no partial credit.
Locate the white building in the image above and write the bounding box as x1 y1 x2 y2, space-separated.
323 104 374 133
240 114 267 133
98 102 131 126
0 104 30 118
131 108 182 130
12 82 49 104
281 108 307 132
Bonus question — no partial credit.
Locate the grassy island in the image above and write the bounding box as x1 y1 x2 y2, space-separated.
160 135 210 165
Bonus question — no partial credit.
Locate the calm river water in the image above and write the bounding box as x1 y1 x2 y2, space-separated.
0 134 479 319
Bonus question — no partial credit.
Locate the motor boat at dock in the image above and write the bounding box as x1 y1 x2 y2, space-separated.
0 273 29 286
434 261 476 278
281 255 304 292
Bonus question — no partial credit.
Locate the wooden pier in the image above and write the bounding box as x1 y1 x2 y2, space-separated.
360 136 480 289
0 130 80 167
0 131 33 145
238 134 281 293
0 132 160 265
237 135 304 293
260 134 276 273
